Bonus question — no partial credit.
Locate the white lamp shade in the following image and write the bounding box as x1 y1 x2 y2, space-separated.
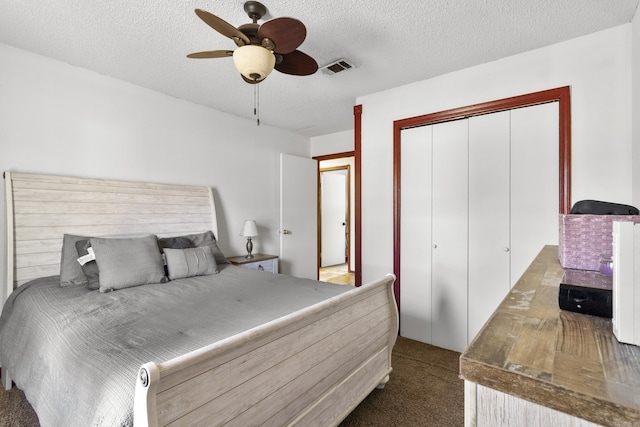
240 220 259 237
233 45 275 82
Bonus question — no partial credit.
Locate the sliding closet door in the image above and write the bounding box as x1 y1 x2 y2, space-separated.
399 125 433 343
510 103 559 283
468 111 511 342
432 119 468 352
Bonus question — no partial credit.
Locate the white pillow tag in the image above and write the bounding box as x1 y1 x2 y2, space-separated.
77 247 96 266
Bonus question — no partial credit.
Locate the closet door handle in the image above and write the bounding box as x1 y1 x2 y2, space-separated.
433 244 438 249
504 247 510 252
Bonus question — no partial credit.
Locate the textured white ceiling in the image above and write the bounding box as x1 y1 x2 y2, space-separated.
1 0 638 137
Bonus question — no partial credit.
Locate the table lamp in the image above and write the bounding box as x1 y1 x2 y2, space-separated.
240 220 258 259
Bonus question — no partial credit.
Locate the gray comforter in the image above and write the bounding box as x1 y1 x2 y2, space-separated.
0 265 352 426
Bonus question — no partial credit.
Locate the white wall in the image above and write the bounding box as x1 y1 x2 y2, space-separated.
357 25 634 283
310 130 353 157
0 43 310 284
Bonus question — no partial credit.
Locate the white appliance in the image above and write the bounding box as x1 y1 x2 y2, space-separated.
612 221 640 346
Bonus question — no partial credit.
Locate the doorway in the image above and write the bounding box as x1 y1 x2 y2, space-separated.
317 155 355 285
320 167 349 267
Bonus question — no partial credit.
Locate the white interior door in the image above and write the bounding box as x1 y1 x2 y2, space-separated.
510 102 559 283
468 111 511 342
432 119 468 352
399 125 433 344
321 171 347 267
280 153 318 279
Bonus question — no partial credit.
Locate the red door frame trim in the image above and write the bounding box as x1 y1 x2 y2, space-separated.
354 105 363 286
393 86 571 309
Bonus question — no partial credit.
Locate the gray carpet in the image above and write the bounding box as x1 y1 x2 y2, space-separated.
340 336 464 426
0 337 463 426
0 384 39 427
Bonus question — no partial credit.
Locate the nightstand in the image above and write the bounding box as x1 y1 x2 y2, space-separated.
227 253 278 273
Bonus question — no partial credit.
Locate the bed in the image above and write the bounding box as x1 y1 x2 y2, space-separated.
0 171 398 426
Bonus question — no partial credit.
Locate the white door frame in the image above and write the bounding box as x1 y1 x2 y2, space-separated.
319 165 351 268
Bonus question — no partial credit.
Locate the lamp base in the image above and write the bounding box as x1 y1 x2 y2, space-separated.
245 237 254 259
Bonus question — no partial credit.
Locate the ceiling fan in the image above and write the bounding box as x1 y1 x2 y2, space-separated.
187 1 318 84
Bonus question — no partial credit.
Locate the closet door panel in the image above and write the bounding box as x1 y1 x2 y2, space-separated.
468 111 511 342
399 126 433 343
511 102 559 284
432 119 468 352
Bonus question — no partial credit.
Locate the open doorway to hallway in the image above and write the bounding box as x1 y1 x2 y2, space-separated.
317 155 355 285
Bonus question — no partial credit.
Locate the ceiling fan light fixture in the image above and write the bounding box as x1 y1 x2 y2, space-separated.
233 45 275 82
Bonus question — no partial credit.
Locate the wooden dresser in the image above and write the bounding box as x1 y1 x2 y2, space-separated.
460 245 640 426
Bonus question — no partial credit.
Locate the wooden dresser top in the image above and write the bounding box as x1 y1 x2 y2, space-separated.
460 245 640 426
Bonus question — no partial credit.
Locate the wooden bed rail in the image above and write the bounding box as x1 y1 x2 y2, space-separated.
134 273 398 427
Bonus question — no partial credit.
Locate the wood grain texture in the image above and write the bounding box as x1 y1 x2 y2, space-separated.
135 273 398 426
3 171 218 293
474 383 600 427
227 254 278 273
460 245 640 426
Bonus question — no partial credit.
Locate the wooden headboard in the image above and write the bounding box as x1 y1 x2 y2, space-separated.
3 171 218 301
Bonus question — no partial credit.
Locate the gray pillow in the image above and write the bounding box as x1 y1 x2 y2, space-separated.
90 235 167 292
159 230 229 265
164 246 219 280
59 234 89 287
157 236 193 250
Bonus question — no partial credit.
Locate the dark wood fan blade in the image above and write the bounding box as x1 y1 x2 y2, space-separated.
258 17 306 54
275 50 318 76
187 50 233 59
194 9 250 45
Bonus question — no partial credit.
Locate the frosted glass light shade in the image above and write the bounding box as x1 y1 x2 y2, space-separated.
240 220 258 237
233 45 275 82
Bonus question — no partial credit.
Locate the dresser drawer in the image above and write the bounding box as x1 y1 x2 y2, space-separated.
240 257 277 273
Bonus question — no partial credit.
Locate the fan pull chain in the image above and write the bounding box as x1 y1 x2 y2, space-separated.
254 82 260 126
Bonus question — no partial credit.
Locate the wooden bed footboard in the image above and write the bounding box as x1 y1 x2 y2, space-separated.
134 273 398 427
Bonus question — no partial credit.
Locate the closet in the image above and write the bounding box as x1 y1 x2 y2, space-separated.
399 102 559 352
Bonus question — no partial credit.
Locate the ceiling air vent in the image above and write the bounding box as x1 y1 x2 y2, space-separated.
321 58 355 75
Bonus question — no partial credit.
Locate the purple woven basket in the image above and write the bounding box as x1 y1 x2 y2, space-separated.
558 214 640 271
